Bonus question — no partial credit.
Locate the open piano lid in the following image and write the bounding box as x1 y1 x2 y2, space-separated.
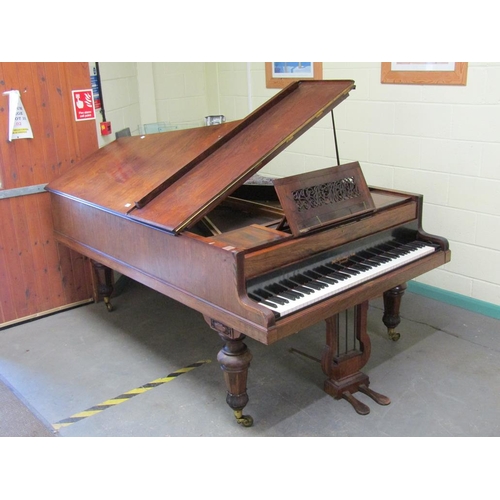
46 80 355 234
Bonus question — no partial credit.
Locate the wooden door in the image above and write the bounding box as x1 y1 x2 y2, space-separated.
0 63 98 327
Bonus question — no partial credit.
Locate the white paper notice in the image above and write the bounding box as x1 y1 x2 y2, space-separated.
3 90 34 141
391 62 456 72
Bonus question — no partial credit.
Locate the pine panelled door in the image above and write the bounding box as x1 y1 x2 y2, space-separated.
0 63 98 327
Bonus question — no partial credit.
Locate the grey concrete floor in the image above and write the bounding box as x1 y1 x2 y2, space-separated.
0 278 499 437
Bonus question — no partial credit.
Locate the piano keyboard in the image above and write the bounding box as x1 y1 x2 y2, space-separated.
248 240 439 318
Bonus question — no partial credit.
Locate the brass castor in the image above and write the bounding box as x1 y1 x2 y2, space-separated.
234 410 253 427
388 328 400 341
104 297 113 312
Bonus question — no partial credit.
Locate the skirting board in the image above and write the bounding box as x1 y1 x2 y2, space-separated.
408 281 500 320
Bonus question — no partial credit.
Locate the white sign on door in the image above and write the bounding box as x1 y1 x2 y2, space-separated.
3 90 34 141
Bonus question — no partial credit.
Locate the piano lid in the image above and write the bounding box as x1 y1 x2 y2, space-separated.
45 119 243 214
46 80 355 234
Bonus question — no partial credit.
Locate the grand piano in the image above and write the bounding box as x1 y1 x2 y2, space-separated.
46 80 451 424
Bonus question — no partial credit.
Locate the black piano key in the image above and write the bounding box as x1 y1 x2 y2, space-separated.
358 249 382 258
338 263 363 274
396 243 417 254
253 288 271 299
375 254 394 262
305 269 338 284
387 241 403 249
247 238 439 319
396 242 416 251
248 292 261 302
373 256 391 264
300 274 328 290
360 250 384 260
273 287 300 301
384 247 405 257
365 241 419 260
400 243 424 254
404 241 435 251
290 274 326 290
329 271 351 281
265 286 300 301
266 282 287 293
347 262 372 271
266 296 289 306
358 250 381 260
370 247 393 258
325 263 359 276
358 250 391 263
410 240 427 248
425 242 440 250
248 293 280 310
318 265 350 280
377 242 402 253
373 244 404 258
277 281 305 298
281 279 314 295
269 295 289 305
350 255 381 267
378 248 407 261
382 246 406 256
265 286 300 300
261 300 279 309
254 288 289 305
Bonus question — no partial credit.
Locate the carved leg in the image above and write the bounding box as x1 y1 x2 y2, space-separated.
382 283 407 341
321 302 390 415
207 318 254 427
92 261 114 312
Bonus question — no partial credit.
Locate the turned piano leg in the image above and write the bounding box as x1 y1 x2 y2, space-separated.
382 283 407 341
321 302 390 415
92 261 114 312
207 318 254 427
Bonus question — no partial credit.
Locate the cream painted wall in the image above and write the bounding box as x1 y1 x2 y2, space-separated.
216 62 500 307
94 62 210 147
93 61 500 308
92 62 142 148
152 62 208 129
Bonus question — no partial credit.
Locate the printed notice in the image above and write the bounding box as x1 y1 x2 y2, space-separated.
391 62 456 72
3 90 34 141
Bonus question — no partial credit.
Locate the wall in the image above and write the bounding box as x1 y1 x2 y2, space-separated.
94 62 210 148
94 61 500 309
91 62 141 148
152 62 208 129
217 62 500 308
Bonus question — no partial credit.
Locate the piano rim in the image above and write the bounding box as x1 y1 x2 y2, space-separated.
53 225 450 345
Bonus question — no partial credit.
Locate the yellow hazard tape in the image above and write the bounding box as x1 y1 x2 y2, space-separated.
52 359 211 430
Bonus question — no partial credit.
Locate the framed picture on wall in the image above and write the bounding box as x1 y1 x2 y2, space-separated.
381 62 468 85
266 62 323 88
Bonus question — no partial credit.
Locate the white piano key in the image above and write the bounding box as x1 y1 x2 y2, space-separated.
253 243 436 318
